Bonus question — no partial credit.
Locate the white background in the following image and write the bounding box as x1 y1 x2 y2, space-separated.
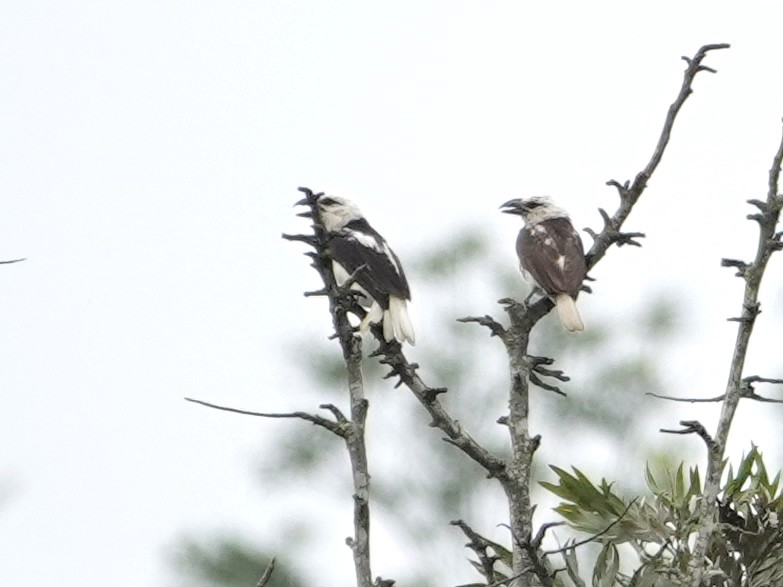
2 1 783 585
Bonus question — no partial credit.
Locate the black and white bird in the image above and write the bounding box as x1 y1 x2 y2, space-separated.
314 195 415 345
500 196 587 332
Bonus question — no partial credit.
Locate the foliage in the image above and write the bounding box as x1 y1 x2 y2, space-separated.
541 446 783 586
170 537 303 587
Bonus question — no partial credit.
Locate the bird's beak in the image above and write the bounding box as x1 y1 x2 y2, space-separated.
294 197 310 207
500 198 525 215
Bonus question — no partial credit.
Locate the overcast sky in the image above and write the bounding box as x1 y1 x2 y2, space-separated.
2 2 783 586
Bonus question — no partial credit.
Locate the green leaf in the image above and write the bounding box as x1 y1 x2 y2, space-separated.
688 466 702 498
645 463 659 493
561 545 586 587
674 462 685 503
592 542 620 587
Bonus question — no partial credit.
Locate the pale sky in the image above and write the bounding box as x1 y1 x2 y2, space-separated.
2 2 783 586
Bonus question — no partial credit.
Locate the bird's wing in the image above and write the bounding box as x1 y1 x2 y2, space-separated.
327 229 410 307
517 217 586 298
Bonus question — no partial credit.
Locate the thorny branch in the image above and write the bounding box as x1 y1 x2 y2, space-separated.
459 44 729 587
288 42 729 587
686 119 783 587
284 187 386 587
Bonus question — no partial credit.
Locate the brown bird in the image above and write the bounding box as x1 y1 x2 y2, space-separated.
500 196 587 332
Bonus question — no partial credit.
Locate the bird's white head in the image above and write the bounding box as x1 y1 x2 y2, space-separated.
500 195 570 225
316 195 364 232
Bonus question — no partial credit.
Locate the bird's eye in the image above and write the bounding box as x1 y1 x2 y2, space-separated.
526 201 543 209
318 197 336 206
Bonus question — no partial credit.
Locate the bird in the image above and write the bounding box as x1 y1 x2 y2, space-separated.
500 196 587 332
313 194 415 345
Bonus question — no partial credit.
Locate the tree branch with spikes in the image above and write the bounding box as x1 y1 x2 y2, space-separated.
284 187 392 587
184 397 349 437
458 43 730 587
585 42 730 270
680 119 783 587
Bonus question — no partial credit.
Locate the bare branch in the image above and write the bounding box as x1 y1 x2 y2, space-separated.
688 118 783 586
457 314 507 338
721 257 750 278
281 232 318 247
526 355 570 397
0 258 25 265
451 519 507 583
744 375 783 385
528 372 567 397
647 392 726 403
183 397 347 437
740 393 783 404
660 420 715 451
648 383 783 405
585 43 729 271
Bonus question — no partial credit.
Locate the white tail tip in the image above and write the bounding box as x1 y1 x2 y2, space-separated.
358 298 415 345
555 294 584 332
385 296 416 345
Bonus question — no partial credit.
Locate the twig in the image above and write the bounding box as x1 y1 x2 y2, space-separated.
457 315 507 338
451 519 507 583
743 375 783 385
0 258 25 265
688 119 783 586
255 557 276 587
659 420 715 450
647 392 726 403
184 397 347 437
542 498 639 556
586 43 730 271
648 389 783 404
532 522 566 549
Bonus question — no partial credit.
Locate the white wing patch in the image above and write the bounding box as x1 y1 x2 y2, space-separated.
347 229 383 253
346 229 403 275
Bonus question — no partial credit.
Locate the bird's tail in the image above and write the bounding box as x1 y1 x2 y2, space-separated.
555 293 584 332
383 296 416 345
